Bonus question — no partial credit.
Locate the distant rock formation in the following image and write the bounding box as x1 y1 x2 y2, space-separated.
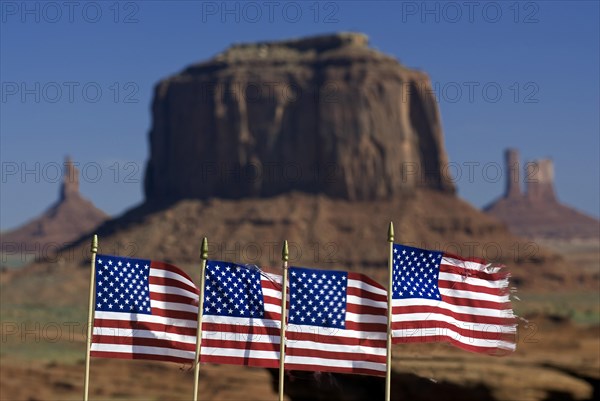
504 147 521 199
1 157 108 258
485 149 599 240
144 32 455 202
525 158 556 203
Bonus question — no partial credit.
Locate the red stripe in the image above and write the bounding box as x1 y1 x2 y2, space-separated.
263 295 282 307
261 278 282 291
91 350 193 364
286 347 386 364
391 305 513 326
346 286 387 303
343 321 387 332
200 354 279 368
346 302 387 317
285 363 385 377
263 311 282 321
151 292 198 305
201 338 279 352
438 279 506 297
93 318 197 336
150 307 198 321
442 294 512 310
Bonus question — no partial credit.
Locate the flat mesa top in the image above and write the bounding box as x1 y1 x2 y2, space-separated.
228 32 370 53
186 32 404 71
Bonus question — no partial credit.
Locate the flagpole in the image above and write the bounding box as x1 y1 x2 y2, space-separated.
278 240 289 401
83 234 98 401
193 237 208 401
385 222 394 401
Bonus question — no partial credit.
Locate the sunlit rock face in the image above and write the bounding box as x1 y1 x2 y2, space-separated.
144 32 454 202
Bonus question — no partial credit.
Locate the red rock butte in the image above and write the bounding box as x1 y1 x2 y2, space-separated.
485 149 599 240
143 32 455 202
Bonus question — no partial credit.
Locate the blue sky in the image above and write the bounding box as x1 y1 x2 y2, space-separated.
1 1 599 230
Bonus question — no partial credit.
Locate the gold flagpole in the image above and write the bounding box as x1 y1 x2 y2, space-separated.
385 222 394 401
193 237 209 401
278 240 289 401
83 234 98 401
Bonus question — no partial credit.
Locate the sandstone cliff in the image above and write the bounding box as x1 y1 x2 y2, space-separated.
144 32 454 202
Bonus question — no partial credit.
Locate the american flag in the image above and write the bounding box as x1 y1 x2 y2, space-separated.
391 244 516 354
284 266 388 376
90 255 200 364
200 261 282 368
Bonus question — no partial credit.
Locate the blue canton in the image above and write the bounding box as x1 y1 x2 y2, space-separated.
95 255 152 314
203 261 265 318
392 244 443 300
288 267 348 329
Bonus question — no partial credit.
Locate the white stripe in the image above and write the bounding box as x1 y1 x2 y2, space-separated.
392 327 516 351
262 287 282 300
264 303 282 314
390 313 516 332
391 299 514 318
288 340 386 356
439 272 509 289
91 343 195 359
285 355 385 372
149 284 198 300
443 257 502 274
346 295 387 309
95 311 196 328
262 273 282 285
151 300 198 313
94 327 196 344
150 267 196 289
202 331 280 344
345 311 387 325
200 346 279 360
439 287 509 303
348 279 386 296
286 326 386 341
